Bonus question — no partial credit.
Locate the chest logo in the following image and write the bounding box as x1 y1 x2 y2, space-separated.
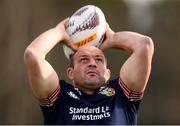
99 87 115 96
67 91 80 100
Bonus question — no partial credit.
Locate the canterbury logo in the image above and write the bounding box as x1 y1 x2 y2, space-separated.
74 33 97 48
67 91 80 100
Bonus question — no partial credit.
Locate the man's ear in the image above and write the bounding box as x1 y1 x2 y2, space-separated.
105 69 111 82
67 67 74 80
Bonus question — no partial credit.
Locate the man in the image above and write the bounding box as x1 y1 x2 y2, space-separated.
24 18 154 125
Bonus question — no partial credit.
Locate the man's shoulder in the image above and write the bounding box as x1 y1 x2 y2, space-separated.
59 80 75 93
108 77 119 84
59 80 73 87
107 77 120 88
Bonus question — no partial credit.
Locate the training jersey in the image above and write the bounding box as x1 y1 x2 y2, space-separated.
40 77 143 125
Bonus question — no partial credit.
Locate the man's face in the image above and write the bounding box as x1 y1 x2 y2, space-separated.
67 45 110 90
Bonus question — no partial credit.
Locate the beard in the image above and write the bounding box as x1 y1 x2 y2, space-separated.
77 74 107 90
72 68 110 93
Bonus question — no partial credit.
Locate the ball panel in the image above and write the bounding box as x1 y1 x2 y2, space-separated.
63 5 106 59
73 6 89 16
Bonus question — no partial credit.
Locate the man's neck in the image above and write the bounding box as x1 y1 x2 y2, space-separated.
79 87 96 95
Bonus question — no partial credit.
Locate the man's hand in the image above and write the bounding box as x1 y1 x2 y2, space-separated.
100 23 115 52
56 18 77 51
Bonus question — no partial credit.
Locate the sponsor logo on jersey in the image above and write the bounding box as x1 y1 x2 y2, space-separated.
69 106 111 121
99 87 115 96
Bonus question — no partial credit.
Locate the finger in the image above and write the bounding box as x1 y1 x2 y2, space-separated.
66 42 77 52
57 17 69 29
106 22 110 29
62 17 70 24
64 37 77 51
99 40 109 52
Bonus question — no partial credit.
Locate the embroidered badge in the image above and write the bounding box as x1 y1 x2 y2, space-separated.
99 87 115 96
67 91 80 100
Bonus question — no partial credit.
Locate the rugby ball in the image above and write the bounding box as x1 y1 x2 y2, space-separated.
63 5 106 59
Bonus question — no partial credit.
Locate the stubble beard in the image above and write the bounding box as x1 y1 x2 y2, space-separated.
82 75 107 89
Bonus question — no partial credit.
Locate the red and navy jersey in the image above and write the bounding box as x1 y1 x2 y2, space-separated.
40 77 143 125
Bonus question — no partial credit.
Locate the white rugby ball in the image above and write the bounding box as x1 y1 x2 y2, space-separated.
63 5 106 59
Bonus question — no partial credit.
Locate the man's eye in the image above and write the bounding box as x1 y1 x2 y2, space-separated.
96 58 103 62
80 58 87 62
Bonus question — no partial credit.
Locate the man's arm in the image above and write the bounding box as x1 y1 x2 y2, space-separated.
101 24 154 93
24 18 75 100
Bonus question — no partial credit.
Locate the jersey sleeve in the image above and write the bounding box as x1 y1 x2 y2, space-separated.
118 77 144 101
40 80 71 124
38 84 60 107
109 78 143 124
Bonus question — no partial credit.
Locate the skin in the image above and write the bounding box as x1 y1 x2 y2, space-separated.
24 18 154 100
67 46 110 95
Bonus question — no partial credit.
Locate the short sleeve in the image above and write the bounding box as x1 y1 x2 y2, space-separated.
118 77 144 101
39 84 60 107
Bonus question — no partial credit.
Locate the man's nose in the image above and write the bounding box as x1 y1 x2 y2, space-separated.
88 59 97 68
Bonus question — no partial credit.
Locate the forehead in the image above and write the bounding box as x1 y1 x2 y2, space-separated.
74 46 105 58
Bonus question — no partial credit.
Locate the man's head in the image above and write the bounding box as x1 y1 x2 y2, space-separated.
67 45 111 93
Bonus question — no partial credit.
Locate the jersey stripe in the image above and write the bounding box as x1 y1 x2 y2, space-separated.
39 84 60 107
119 77 143 101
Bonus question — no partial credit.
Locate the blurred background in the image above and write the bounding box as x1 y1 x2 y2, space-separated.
0 0 180 124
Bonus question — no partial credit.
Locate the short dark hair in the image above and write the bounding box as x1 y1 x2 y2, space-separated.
69 53 75 68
